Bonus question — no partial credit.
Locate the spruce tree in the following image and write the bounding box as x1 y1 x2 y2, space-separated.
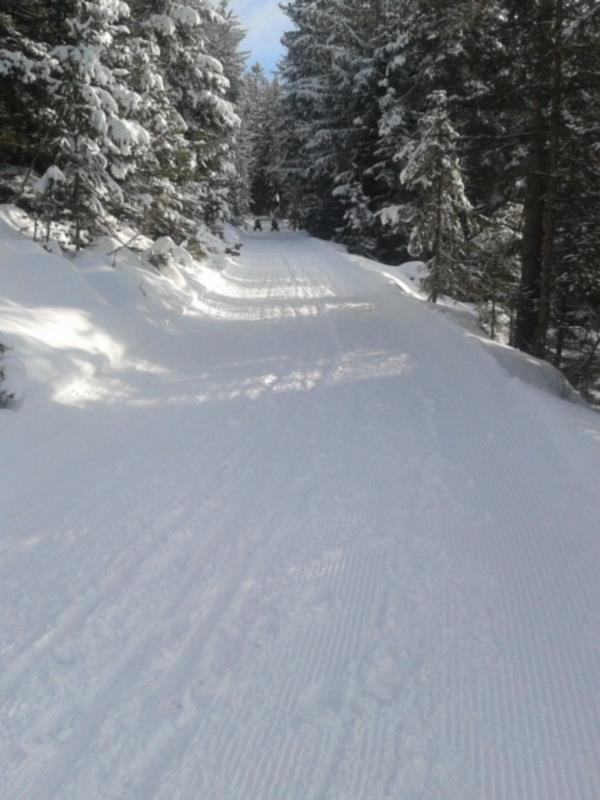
207 0 248 221
400 90 474 303
280 0 344 236
45 1 151 247
127 1 238 235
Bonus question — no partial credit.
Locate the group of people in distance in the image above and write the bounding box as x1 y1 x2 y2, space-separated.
253 218 279 232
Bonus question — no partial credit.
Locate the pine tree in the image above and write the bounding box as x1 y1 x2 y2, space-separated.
207 0 247 105
279 0 345 236
1 1 152 247
0 2 56 184
326 0 388 254
400 90 474 303
2 0 249 246
127 1 239 235
206 0 248 221
540 0 600 393
247 71 285 217
467 204 522 340
45 1 152 247
235 63 268 220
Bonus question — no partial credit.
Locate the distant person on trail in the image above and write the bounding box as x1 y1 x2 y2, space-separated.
253 219 262 232
271 218 280 232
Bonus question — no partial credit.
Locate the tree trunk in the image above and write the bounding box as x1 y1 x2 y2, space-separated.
430 180 443 303
534 0 563 358
554 293 568 367
73 166 81 252
513 0 554 354
513 93 546 353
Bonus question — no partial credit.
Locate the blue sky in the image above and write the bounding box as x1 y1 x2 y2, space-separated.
229 0 288 74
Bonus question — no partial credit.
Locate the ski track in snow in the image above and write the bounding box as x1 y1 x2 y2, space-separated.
1 231 600 799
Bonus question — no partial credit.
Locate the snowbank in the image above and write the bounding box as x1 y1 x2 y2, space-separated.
341 246 585 405
0 206 236 407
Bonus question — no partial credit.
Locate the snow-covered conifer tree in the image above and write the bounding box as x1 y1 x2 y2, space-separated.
233 63 269 221
0 3 56 189
131 0 239 233
467 204 522 340
34 1 150 247
122 2 194 236
400 90 474 303
205 0 248 221
279 0 345 235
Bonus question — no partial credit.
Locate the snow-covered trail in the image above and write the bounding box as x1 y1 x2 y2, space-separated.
2 231 600 799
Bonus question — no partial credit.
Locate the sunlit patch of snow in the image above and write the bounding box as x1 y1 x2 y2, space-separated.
189 293 372 322
63 348 411 410
331 350 411 385
2 306 123 363
1 303 125 402
53 375 136 408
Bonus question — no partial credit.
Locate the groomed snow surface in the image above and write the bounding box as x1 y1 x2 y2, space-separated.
1 214 600 799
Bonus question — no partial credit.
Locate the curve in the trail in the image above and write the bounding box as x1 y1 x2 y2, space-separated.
1 231 599 800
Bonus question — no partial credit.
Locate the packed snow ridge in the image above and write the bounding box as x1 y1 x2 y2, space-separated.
1 210 599 799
